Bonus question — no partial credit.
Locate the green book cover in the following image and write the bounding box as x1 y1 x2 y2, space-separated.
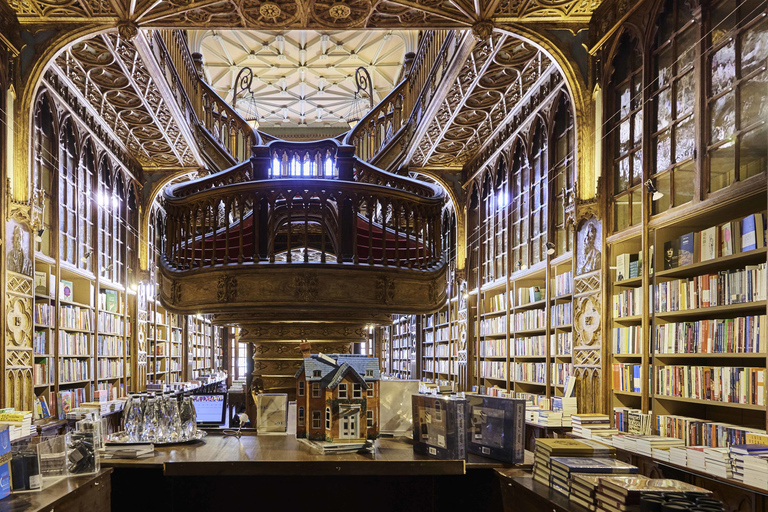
105 289 118 313
59 280 74 302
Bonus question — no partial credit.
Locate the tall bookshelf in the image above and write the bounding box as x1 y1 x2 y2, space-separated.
607 188 768 444
549 257 574 398
388 314 417 379
421 304 453 385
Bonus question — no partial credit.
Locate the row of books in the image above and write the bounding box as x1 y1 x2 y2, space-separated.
656 413 766 447
552 270 573 296
654 264 766 312
480 361 506 380
97 289 123 314
479 316 507 336
515 335 546 357
96 382 125 401
551 302 572 326
96 359 124 379
552 332 572 355
514 309 546 331
552 363 573 386
479 338 506 358
514 362 546 383
423 344 450 357
662 212 766 270
58 331 90 356
434 326 450 342
56 388 88 420
59 305 93 331
612 363 642 393
518 286 543 306
33 359 50 386
613 408 652 435
483 292 506 313
612 326 642 355
654 365 766 406
615 251 642 281
654 315 765 354
33 303 54 327
97 311 125 335
612 287 643 317
58 360 89 383
97 335 123 356
33 331 47 355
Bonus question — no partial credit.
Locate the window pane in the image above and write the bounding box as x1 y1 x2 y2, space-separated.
740 71 768 127
654 172 671 214
678 26 697 69
676 71 695 116
710 92 735 143
710 144 736 192
741 19 768 75
740 127 768 180
657 90 672 129
631 189 642 226
675 116 695 161
656 131 672 171
711 41 736 95
615 194 630 231
657 47 673 89
674 160 695 206
712 0 736 46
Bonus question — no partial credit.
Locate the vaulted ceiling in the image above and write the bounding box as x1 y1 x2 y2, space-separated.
193 29 415 129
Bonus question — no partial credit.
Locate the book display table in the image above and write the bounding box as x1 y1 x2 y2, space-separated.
497 474 590 512
103 435 533 512
524 421 573 451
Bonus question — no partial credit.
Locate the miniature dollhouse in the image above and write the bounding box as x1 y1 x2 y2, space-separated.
295 354 380 442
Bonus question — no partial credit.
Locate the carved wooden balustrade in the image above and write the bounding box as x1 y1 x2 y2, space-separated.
154 30 259 165
344 30 453 166
162 138 443 270
158 138 447 321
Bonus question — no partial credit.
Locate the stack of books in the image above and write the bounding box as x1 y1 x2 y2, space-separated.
703 447 733 478
741 454 768 488
730 444 768 482
536 410 562 427
552 396 577 427
0 410 32 440
634 435 685 457
572 414 610 437
595 477 712 512
549 457 638 497
569 474 637 511
532 438 615 486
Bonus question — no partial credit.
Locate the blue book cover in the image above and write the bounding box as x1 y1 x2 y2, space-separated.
0 428 10 500
730 443 768 455
550 457 638 473
679 232 695 266
633 365 641 393
742 215 757 252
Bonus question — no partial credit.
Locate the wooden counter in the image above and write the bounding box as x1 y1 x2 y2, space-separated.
496 474 590 512
104 436 532 512
0 469 112 512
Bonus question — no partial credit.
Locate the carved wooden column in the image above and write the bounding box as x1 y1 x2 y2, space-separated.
572 201 604 414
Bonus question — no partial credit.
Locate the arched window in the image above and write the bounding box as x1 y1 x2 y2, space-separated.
114 177 126 285
706 0 768 192
467 183 480 290
59 120 78 265
481 172 495 284
551 96 575 255
78 143 94 272
610 34 643 232
651 0 697 213
530 121 548 265
98 161 113 279
34 95 55 257
510 144 529 270
127 186 138 286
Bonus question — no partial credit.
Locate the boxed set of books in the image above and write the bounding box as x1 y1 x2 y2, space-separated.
466 395 525 463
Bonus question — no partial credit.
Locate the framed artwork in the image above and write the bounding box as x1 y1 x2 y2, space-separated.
576 216 601 276
5 220 33 276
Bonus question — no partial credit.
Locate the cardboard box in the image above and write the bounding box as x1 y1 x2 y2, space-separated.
466 395 525 463
412 395 467 460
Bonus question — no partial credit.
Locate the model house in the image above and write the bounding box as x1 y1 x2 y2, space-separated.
295 354 380 442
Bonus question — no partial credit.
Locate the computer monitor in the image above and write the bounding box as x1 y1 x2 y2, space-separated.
191 393 227 426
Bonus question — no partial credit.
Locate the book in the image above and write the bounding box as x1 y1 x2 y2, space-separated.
628 255 639 279
616 253 629 281
59 279 74 302
550 457 637 474
721 221 735 256
599 477 713 497
663 239 679 270
743 214 759 251
104 290 118 313
701 226 718 261
34 271 48 296
679 232 695 266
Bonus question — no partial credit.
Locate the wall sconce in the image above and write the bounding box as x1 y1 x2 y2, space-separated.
81 250 92 263
103 264 113 272
645 179 664 201
546 242 556 255
35 228 45 243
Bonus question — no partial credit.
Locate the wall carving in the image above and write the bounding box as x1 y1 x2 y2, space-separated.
292 272 318 302
240 323 369 341
375 276 396 305
216 275 237 303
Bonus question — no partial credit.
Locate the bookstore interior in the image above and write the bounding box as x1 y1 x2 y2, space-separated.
1 0 768 510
